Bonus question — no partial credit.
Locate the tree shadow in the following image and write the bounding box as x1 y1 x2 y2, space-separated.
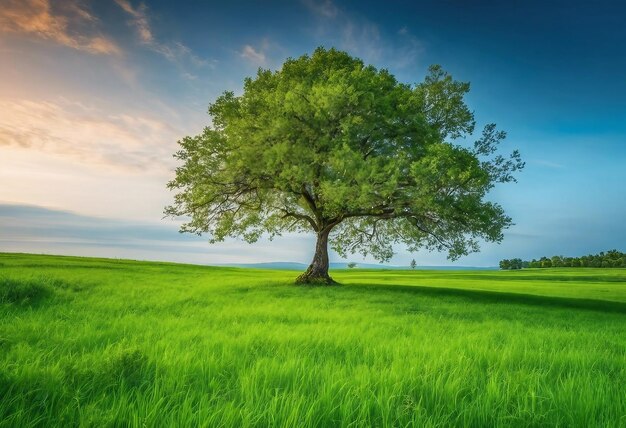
348 282 626 314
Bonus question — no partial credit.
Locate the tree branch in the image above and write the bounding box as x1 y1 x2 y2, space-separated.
301 185 320 220
280 209 318 231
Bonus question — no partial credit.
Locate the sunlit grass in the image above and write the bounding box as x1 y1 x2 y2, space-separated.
1 253 625 427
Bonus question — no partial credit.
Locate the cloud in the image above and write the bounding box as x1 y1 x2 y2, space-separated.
238 39 285 68
532 159 566 169
302 0 339 19
84 36 121 55
303 1 423 70
341 19 383 63
114 0 210 70
240 44 266 65
0 97 182 172
342 21 423 69
0 203 314 265
114 0 153 44
0 0 121 55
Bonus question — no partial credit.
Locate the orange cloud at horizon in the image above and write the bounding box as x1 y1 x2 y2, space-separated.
0 0 121 55
0 97 182 173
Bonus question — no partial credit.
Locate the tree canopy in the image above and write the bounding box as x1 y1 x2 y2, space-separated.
166 47 524 284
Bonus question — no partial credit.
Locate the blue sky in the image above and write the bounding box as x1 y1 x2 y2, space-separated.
0 0 624 266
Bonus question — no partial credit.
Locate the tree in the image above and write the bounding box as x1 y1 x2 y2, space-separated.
501 258 522 270
166 48 524 284
347 262 357 269
410 259 417 269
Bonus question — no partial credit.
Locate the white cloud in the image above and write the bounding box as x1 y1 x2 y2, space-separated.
240 44 266 65
302 0 339 19
341 19 383 63
114 0 153 43
0 0 121 55
304 1 424 70
114 0 211 70
238 38 286 68
341 19 423 69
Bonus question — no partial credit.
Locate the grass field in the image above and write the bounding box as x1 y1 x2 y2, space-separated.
1 252 625 427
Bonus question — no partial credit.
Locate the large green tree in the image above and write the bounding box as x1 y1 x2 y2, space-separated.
166 48 523 284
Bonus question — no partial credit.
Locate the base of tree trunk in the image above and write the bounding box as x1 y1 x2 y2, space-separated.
294 270 338 285
296 230 337 285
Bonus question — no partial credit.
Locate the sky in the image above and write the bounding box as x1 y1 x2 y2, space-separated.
1 0 625 267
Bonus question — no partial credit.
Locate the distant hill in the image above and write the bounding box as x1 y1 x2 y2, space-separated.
222 262 498 270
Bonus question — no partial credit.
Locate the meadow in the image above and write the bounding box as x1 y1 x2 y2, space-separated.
1 252 625 427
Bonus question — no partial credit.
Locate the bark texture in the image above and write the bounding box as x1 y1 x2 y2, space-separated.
295 230 337 285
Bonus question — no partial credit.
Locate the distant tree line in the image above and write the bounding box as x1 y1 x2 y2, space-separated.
500 250 626 270
499 258 526 270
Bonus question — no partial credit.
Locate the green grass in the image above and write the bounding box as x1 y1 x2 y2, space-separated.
1 253 625 427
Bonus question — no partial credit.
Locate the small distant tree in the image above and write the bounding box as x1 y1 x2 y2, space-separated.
347 262 357 269
499 259 511 270
166 48 524 284
410 259 417 269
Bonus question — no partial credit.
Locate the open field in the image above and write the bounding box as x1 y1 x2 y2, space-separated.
1 253 625 427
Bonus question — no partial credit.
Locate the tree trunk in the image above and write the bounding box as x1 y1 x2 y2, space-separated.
295 229 336 285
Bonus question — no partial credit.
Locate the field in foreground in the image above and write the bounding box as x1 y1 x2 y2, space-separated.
1 253 625 427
